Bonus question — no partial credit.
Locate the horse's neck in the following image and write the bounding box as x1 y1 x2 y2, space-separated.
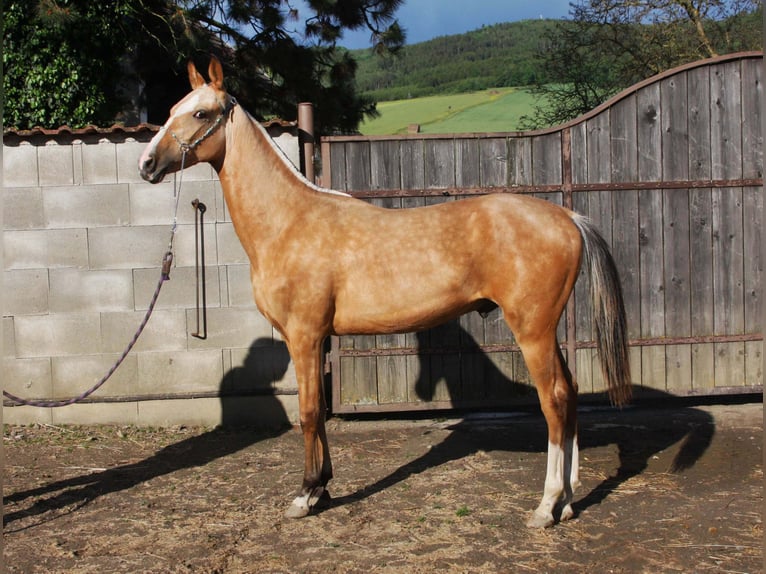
217 107 313 242
220 107 306 199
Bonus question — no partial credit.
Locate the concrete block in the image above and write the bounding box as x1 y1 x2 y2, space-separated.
3 356 52 398
127 180 175 225
217 394 299 427
187 307 274 350
14 313 101 358
49 269 134 313
170 222 219 267
88 226 170 269
100 309 187 353
226 264 257 307
43 184 130 228
3 404 53 425
117 139 149 184
38 142 74 186
137 396 222 427
4 269 49 315
81 140 118 184
133 266 221 310
3 143 39 187
216 222 249 264
51 353 137 399
51 402 138 425
47 229 89 268
4 317 16 357
226 341 297 392
136 349 222 395
136 394 299 427
129 180 220 226
4 229 89 270
4 187 44 230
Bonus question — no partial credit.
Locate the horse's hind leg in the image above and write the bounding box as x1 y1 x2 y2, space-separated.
517 333 579 528
284 335 333 519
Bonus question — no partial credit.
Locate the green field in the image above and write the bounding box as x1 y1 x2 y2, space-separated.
358 88 540 135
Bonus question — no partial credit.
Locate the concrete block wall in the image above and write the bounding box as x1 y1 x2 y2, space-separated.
3 127 301 427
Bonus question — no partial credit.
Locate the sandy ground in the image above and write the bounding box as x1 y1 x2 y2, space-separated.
3 400 763 573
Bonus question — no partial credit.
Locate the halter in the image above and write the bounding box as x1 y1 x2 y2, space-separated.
165 94 237 153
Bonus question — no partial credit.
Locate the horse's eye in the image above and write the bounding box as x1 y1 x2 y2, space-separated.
193 110 207 120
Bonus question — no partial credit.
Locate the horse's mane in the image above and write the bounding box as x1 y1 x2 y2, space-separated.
239 105 350 198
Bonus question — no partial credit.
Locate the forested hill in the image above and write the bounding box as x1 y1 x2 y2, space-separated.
351 19 559 101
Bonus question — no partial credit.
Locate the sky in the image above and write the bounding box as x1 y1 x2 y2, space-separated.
336 0 573 49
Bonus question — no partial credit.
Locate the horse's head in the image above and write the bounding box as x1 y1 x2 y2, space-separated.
139 56 235 183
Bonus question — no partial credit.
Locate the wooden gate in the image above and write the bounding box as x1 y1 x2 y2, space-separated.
320 52 763 413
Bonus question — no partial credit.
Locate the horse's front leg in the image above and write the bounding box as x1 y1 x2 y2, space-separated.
284 336 333 519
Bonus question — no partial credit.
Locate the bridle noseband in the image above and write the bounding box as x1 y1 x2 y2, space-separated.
165 95 237 153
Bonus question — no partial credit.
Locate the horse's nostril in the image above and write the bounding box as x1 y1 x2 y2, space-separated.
142 156 155 172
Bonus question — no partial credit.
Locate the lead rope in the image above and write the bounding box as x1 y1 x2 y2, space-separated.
2 151 189 408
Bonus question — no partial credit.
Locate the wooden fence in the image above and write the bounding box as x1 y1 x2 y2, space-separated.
320 52 763 413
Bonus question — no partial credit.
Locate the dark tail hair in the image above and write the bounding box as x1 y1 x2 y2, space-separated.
572 215 632 407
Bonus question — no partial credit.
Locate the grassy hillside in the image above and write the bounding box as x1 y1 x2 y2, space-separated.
351 19 558 102
358 87 542 135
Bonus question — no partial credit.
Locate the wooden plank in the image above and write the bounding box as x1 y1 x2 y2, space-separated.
458 312 487 402
712 187 746 388
663 188 692 393
479 137 508 187
742 186 760 420
612 190 641 339
691 343 715 392
741 58 763 179
660 73 689 181
586 109 611 184
743 186 761 335
637 81 662 182
401 140 425 190
424 139 456 189
569 121 588 185
610 93 638 183
532 133 562 185
687 65 712 179
329 142 347 190
508 137 532 186
370 140 401 190
710 61 743 180
638 188 666 390
345 140 371 191
456 138 481 187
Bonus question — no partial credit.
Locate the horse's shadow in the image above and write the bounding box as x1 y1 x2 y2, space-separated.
5 328 719 528
324 325 717 522
3 338 293 530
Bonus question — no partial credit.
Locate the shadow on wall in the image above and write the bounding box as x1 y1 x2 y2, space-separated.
3 338 294 529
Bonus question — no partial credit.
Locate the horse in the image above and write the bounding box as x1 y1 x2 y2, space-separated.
139 56 631 528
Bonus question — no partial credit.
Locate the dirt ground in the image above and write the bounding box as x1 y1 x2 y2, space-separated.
3 399 763 574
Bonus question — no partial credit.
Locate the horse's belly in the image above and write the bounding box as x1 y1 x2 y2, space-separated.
331 286 482 335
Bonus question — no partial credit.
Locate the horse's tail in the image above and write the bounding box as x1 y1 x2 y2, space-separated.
571 214 632 407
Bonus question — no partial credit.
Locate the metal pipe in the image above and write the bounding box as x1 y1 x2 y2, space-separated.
298 102 315 182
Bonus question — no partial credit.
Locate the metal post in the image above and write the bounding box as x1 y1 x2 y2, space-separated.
298 102 315 182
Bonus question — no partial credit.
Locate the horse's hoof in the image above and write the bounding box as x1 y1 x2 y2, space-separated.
284 498 310 519
560 503 574 522
526 511 555 529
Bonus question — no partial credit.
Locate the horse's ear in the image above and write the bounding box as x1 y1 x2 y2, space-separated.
208 56 224 90
188 60 206 90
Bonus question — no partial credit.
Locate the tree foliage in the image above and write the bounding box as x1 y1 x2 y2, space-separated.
4 0 405 133
521 0 763 129
353 20 558 102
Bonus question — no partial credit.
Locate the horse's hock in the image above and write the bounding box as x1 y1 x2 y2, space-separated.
3 52 763 427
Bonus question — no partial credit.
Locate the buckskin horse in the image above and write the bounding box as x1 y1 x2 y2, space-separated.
139 56 631 528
